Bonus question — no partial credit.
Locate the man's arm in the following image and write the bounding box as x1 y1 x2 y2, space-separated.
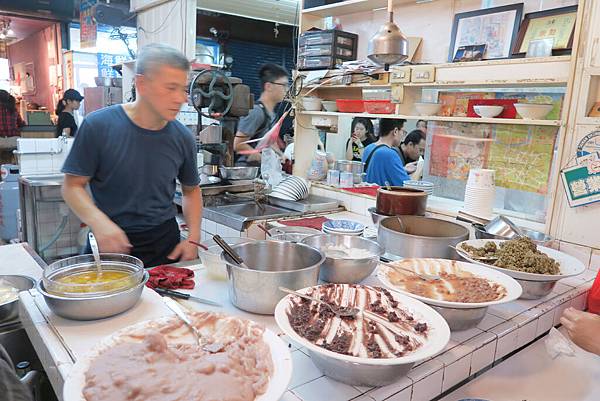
167 184 202 261
234 132 261 163
61 174 131 253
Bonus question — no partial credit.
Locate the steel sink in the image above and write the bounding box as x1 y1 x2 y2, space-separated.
204 201 302 231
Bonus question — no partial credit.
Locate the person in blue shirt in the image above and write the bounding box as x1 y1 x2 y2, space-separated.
362 118 409 186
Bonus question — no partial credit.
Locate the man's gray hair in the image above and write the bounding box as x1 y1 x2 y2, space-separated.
135 43 190 75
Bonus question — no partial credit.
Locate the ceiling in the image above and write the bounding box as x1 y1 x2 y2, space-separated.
197 0 300 26
0 15 55 45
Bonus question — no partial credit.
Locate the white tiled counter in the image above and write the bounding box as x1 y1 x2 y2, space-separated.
14 246 597 401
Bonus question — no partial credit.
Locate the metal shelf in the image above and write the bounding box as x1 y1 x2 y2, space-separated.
298 111 562 127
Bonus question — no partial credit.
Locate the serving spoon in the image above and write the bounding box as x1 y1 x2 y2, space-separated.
381 261 441 281
163 297 223 353
449 245 498 262
88 232 102 277
279 287 360 318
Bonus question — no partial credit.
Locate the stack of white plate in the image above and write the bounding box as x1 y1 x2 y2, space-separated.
322 220 365 236
403 180 434 195
270 176 309 201
463 169 495 219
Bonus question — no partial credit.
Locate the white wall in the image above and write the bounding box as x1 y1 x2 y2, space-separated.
338 0 578 64
132 0 196 59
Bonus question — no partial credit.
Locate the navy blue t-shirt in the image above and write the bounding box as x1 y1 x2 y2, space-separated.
62 105 199 233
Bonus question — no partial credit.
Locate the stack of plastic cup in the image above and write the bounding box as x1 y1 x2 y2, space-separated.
463 169 495 219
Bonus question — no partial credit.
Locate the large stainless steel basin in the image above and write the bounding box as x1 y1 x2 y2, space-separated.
204 201 302 231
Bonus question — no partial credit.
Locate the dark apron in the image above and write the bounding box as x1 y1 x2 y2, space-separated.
85 218 181 268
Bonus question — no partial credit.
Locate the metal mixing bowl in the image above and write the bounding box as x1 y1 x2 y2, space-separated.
378 216 470 259
429 305 488 331
0 275 36 323
222 241 324 314
219 166 259 180
36 272 149 320
473 224 554 247
368 207 389 225
43 254 144 297
308 350 414 386
301 234 384 283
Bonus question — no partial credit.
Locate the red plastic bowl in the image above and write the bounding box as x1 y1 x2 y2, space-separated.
336 99 365 113
364 100 395 114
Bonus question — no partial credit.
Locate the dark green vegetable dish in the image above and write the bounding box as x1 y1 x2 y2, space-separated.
461 237 560 275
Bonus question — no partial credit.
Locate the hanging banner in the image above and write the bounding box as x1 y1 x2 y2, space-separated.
561 130 600 207
80 0 97 49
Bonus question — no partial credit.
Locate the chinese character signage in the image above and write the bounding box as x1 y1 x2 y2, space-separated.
97 53 128 77
561 130 600 207
80 0 97 49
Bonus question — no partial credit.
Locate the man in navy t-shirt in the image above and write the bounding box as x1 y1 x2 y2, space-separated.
362 118 410 187
61 44 202 267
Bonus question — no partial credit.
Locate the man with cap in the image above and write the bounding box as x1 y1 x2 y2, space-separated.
55 89 84 137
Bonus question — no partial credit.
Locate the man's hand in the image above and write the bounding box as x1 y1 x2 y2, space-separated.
560 307 600 356
405 161 418 174
167 240 198 262
92 221 132 254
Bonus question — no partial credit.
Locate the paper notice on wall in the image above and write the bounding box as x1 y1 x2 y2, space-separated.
80 0 97 49
488 125 558 194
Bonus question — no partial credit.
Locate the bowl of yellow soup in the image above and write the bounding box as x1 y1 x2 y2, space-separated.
43 254 145 298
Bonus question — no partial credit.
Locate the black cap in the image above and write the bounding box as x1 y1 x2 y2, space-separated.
63 89 84 101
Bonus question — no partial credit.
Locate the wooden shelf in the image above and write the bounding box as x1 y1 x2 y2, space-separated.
298 111 562 127
302 0 412 17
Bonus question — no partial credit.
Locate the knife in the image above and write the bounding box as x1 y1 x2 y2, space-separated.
154 287 222 307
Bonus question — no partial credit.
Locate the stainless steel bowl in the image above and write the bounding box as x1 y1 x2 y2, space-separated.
518 279 556 299
378 216 470 259
308 350 414 386
36 272 149 320
473 224 554 247
0 275 36 323
430 305 488 331
219 166 259 180
222 241 324 314
484 215 521 238
335 160 364 174
368 206 389 225
301 234 384 283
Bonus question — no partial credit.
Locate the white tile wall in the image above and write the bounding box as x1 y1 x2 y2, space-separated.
441 355 472 392
281 391 303 401
365 376 412 401
288 350 323 389
552 299 572 326
468 338 497 374
559 241 592 266
476 313 505 331
590 249 600 271
515 319 539 349
292 376 360 401
494 330 519 361
535 309 556 337
410 365 444 401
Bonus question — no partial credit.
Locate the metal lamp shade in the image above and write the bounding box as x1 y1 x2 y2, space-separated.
367 18 409 68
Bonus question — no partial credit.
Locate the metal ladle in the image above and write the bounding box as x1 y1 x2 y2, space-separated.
88 232 102 277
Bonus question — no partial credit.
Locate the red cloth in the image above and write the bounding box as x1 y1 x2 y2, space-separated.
278 216 329 230
0 106 25 137
146 265 195 290
588 270 600 314
341 186 380 197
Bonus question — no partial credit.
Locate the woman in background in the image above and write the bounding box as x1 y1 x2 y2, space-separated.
55 89 84 137
0 90 25 138
345 117 375 161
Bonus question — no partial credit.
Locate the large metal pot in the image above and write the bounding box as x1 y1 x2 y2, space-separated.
0 275 36 323
301 234 384 283
376 187 427 216
222 241 324 314
378 216 469 259
36 272 149 320
219 166 259 180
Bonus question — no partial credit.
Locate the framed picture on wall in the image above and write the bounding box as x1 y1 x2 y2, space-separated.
448 3 524 62
512 5 578 57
